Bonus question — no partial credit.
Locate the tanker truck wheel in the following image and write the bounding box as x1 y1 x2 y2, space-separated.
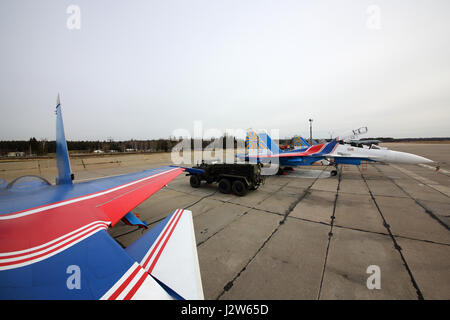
190 175 201 188
218 178 232 194
232 180 248 197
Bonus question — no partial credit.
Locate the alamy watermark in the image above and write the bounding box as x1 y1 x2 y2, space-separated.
170 121 280 175
366 265 381 290
366 4 382 30
66 265 81 290
66 5 81 30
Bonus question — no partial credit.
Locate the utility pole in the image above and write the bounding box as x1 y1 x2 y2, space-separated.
309 119 313 145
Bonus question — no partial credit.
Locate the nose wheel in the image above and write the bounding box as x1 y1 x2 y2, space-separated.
330 164 339 177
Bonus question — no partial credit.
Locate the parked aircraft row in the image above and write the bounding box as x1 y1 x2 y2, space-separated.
240 129 434 175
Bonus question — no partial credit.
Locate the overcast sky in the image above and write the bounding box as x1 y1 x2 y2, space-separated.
0 0 449 141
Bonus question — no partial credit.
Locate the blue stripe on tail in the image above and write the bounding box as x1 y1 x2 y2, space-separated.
316 139 338 155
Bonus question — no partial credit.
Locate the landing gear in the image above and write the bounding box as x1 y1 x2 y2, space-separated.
330 164 339 177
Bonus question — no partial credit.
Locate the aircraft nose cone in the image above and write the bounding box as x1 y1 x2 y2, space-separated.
412 154 434 164
399 152 434 164
420 157 434 164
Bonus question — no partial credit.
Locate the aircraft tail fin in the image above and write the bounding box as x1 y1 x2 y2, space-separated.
55 94 73 185
245 129 260 152
292 136 311 148
245 129 281 154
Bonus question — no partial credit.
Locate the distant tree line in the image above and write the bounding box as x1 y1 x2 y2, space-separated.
1 136 448 156
365 137 450 142
0 136 244 156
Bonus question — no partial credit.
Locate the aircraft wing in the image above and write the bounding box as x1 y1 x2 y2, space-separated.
0 166 184 226
0 166 204 299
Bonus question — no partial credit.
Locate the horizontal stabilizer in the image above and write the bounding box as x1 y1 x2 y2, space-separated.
126 209 203 300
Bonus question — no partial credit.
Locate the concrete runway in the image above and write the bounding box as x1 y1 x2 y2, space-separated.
1 144 449 299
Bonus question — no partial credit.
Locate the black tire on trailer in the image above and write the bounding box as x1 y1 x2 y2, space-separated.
190 175 201 188
218 178 232 194
232 180 248 196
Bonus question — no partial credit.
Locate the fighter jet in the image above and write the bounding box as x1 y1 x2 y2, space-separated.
240 129 434 175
